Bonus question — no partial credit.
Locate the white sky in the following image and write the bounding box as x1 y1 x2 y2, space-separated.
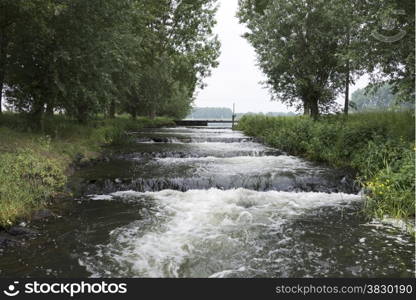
194 0 369 114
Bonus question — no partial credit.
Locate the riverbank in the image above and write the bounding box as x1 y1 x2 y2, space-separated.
0 114 174 228
237 111 415 222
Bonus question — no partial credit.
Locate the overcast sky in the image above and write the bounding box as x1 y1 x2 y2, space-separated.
194 0 369 114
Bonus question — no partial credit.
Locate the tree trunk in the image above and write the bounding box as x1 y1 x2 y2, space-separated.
344 27 351 116
31 101 45 130
109 99 116 118
130 95 139 120
45 103 54 117
0 80 3 115
309 99 319 120
0 31 4 115
344 60 350 115
77 112 88 124
131 108 137 120
303 101 310 116
76 103 88 124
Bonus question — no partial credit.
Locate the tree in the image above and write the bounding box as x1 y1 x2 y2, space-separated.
238 0 354 119
3 0 134 124
124 0 220 119
350 83 403 111
0 0 25 115
238 0 414 118
358 0 415 103
3 0 57 124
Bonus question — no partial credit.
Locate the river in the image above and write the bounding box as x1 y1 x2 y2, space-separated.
0 126 414 277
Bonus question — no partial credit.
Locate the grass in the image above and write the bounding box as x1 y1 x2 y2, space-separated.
0 113 174 227
237 111 415 221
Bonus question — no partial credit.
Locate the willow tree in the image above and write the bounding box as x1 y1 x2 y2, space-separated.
238 0 360 118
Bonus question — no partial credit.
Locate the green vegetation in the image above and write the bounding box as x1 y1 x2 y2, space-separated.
0 148 66 227
238 0 415 117
351 84 397 111
0 0 220 123
0 114 173 227
237 112 415 221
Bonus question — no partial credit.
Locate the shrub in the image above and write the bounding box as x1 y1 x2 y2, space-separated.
364 147 415 220
0 148 66 227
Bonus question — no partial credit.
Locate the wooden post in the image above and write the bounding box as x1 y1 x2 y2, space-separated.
232 103 235 130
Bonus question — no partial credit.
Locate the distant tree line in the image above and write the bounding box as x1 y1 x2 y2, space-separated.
241 111 296 117
187 107 233 119
238 0 415 118
186 107 295 119
0 0 220 126
351 83 414 111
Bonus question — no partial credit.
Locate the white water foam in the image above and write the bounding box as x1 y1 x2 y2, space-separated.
81 189 362 278
136 137 185 144
152 155 321 176
148 128 238 134
364 218 415 233
130 142 272 159
189 142 269 153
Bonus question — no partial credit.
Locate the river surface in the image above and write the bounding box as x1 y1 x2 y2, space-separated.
0 126 414 277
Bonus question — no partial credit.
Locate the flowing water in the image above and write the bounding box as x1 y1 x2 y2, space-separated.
0 127 414 278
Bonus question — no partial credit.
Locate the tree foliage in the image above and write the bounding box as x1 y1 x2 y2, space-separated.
359 0 415 103
238 0 414 118
238 0 356 118
0 0 220 124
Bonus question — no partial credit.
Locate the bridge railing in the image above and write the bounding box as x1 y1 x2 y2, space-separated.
174 120 239 127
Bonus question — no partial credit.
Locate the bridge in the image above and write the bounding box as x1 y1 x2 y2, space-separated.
174 119 238 126
177 104 239 127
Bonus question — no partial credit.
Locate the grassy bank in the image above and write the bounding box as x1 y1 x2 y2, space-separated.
237 111 415 221
0 114 174 227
